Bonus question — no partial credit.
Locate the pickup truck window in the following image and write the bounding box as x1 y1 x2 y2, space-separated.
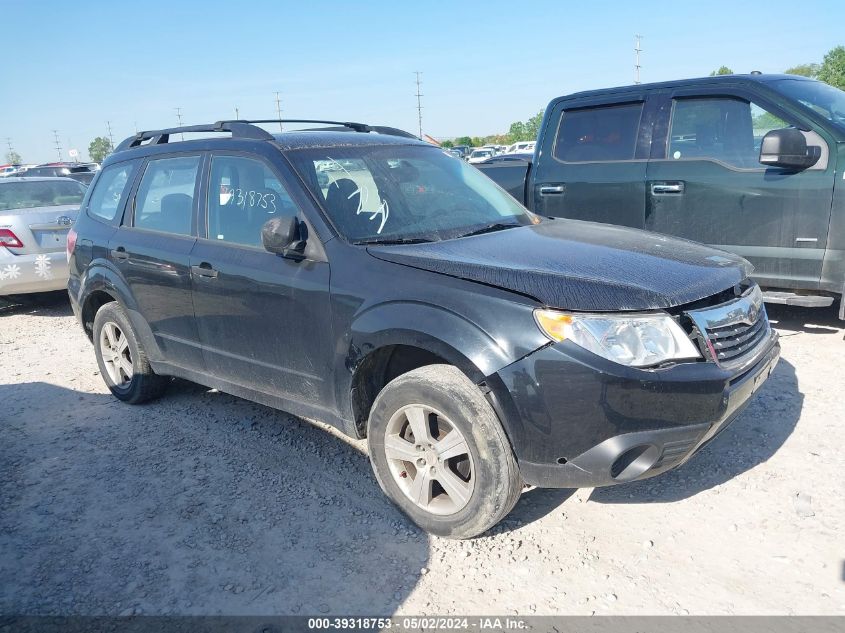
288 145 533 243
772 78 845 134
554 103 642 163
669 98 788 169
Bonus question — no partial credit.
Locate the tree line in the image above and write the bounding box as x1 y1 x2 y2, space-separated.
711 45 845 89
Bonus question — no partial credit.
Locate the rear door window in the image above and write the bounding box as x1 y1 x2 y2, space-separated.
132 156 200 235
87 160 138 222
554 103 643 162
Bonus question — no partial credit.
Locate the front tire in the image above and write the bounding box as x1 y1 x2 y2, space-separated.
367 364 522 539
92 301 168 404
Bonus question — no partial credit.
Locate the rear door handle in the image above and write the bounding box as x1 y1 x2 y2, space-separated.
651 182 685 195
191 262 218 278
110 247 129 261
539 185 565 195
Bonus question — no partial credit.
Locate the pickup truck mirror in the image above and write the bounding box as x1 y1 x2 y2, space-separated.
759 128 821 170
261 215 306 258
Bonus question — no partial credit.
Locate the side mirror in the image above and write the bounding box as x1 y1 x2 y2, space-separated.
261 216 305 258
759 128 820 170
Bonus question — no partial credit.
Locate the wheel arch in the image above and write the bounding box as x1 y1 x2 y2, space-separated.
340 301 519 438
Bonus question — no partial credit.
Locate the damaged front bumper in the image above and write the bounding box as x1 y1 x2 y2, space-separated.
487 331 780 489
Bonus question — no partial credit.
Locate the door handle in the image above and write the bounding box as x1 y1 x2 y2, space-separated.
110 247 129 261
191 263 218 278
651 182 685 195
539 185 565 195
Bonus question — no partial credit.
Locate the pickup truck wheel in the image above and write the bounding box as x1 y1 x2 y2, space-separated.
367 364 522 539
93 301 168 404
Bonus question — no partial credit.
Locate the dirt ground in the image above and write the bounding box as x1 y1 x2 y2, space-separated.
1 292 843 616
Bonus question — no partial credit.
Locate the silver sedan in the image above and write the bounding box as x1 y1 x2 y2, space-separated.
0 177 86 295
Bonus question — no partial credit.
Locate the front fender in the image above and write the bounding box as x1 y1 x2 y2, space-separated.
335 299 548 426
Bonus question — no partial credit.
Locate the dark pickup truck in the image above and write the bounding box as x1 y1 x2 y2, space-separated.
478 74 845 316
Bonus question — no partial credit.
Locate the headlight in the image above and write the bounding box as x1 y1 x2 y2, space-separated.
534 309 701 368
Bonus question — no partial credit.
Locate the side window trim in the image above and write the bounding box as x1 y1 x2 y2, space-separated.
127 152 204 237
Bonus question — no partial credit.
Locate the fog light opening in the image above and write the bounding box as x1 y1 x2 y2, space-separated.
610 444 660 481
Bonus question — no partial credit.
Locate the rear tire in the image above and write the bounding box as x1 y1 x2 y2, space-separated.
367 364 522 539
92 301 168 404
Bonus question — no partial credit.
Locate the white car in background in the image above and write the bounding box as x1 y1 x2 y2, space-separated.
505 141 535 154
0 177 86 295
467 148 495 164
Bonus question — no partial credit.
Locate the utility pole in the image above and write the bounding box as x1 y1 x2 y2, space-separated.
5 137 13 161
274 92 283 132
106 121 115 150
634 34 643 84
175 107 184 140
414 71 423 139
235 106 240 120
52 130 62 162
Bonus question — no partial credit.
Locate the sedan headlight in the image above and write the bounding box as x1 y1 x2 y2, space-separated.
534 309 701 368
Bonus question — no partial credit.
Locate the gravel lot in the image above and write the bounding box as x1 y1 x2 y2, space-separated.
1 292 843 616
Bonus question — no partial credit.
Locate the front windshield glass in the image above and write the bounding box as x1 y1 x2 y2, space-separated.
0 179 87 210
287 145 534 243
772 79 845 133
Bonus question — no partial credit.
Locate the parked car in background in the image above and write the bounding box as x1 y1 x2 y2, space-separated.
68 118 778 539
0 177 85 295
476 152 534 165
0 164 23 178
467 148 494 164
17 162 100 185
478 74 845 317
450 145 471 159
504 141 535 154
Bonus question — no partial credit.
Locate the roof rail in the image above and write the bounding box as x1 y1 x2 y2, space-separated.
230 119 419 139
114 119 418 153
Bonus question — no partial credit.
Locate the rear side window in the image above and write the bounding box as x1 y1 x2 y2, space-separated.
207 155 297 248
669 98 789 168
132 156 200 236
87 161 137 221
554 103 643 162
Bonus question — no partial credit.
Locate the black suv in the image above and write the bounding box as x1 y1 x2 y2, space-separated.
68 120 780 538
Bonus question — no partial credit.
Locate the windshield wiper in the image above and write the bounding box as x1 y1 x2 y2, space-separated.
354 237 433 245
456 222 521 239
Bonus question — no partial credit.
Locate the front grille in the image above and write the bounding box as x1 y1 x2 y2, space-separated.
687 285 771 368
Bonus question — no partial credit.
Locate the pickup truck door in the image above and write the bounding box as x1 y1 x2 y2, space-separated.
530 93 654 228
645 87 835 290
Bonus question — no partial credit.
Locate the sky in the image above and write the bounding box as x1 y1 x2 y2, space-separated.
1 0 843 163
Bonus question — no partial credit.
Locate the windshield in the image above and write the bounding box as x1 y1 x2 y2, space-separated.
287 145 534 243
772 79 845 133
0 180 86 210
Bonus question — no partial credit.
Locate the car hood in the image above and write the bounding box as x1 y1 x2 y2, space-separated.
366 219 753 311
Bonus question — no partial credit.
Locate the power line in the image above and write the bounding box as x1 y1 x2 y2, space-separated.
274 92 283 132
634 34 643 84
52 130 62 162
175 107 184 140
414 71 423 139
